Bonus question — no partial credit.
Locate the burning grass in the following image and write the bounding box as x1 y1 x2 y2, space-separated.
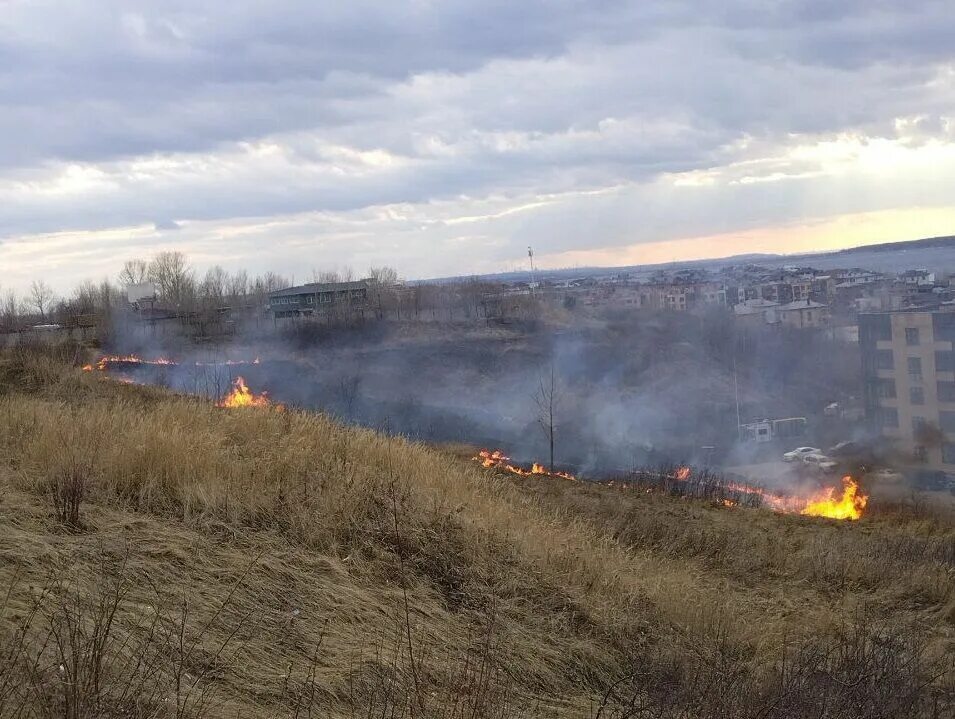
215 375 275 409
475 452 869 521
0 352 952 717
82 353 261 372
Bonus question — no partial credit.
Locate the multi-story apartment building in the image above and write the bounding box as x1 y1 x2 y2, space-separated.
860 310 955 471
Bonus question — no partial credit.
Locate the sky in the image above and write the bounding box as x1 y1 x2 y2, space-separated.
2 0 955 293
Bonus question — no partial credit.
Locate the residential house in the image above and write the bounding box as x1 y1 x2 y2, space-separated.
770 299 829 329
733 298 778 327
900 269 936 287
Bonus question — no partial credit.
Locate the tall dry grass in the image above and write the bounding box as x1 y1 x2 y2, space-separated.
0 352 953 717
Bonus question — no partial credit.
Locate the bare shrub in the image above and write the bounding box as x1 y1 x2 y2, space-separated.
47 465 88 529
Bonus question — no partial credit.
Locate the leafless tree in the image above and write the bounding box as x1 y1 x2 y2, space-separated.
201 266 229 305
0 288 20 330
533 364 563 471
148 251 195 309
29 280 55 321
118 259 149 286
226 269 249 300
368 266 399 286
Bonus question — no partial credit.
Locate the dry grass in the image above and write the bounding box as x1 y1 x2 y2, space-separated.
0 351 953 717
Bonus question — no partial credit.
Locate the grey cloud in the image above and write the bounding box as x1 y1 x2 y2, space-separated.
1 0 955 286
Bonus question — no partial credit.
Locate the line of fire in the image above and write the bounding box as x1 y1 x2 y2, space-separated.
84 352 868 522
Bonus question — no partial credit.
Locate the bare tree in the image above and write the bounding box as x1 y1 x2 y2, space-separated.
201 266 229 304
29 280 55 322
0 288 20 330
148 251 195 309
533 364 563 471
313 269 341 283
118 259 149 286
226 269 249 300
368 266 399 286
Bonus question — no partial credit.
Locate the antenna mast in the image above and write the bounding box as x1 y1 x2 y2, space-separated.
527 246 538 295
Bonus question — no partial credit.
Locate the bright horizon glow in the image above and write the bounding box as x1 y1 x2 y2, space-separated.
538 207 955 274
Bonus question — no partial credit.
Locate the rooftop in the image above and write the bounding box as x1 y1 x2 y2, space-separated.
776 300 827 311
269 280 369 298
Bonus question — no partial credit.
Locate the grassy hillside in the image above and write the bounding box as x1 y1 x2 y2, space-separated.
0 350 953 718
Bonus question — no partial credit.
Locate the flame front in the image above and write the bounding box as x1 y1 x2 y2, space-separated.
217 376 271 408
82 354 175 371
672 467 867 520
799 476 867 521
83 354 261 372
474 455 867 521
473 449 576 481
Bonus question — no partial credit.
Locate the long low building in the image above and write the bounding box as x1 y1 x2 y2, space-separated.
268 280 369 318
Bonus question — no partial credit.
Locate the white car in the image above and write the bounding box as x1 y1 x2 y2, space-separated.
783 447 820 462
801 453 838 472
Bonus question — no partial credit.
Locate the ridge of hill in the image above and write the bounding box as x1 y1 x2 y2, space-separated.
0 351 953 718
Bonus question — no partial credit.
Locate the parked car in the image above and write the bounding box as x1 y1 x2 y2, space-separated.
827 441 863 457
801 453 838 472
783 447 820 462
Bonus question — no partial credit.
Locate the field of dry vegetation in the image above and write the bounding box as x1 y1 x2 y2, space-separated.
0 347 953 718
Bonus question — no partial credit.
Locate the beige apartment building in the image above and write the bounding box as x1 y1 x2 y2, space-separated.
773 299 830 328
860 310 955 471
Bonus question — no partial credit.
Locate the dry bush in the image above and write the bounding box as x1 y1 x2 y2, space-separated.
46 465 88 529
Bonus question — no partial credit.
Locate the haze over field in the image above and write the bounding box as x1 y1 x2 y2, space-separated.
3 1 955 290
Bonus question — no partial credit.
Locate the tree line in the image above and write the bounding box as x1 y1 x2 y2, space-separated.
1 251 518 332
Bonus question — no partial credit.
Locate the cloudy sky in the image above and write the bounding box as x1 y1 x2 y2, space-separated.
2 0 955 292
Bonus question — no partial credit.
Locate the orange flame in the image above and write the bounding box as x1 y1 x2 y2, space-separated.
472 449 576 481
216 376 272 408
83 354 261 372
82 354 175 371
476 460 867 521
671 467 867 520
799 476 867 521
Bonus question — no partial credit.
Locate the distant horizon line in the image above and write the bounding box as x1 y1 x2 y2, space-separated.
431 232 955 283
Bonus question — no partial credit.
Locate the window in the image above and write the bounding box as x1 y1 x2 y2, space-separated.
865 349 894 372
910 386 925 405
939 382 955 402
878 407 899 428
866 378 896 401
859 313 892 344
943 443 955 465
914 446 928 463
906 327 920 345
913 416 928 432
934 313 955 343
908 356 923 381
937 350 955 372
940 411 955 432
